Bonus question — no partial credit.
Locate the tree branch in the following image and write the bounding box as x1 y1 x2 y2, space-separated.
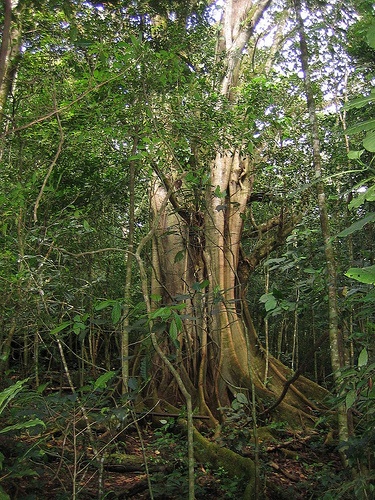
220 0 273 96
243 214 283 239
243 213 302 271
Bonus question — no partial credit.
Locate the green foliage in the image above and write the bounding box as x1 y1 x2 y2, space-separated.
346 12 375 69
337 212 375 237
0 381 46 497
213 466 248 499
331 343 375 498
349 184 375 209
339 179 375 286
259 288 297 316
218 393 254 454
151 418 191 497
95 299 123 325
0 418 45 435
149 303 185 344
150 418 247 499
344 35 375 152
93 370 117 390
0 379 45 434
367 22 375 49
0 380 27 416
0 0 374 496
0 370 133 497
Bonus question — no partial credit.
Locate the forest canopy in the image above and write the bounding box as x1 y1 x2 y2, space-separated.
0 0 374 498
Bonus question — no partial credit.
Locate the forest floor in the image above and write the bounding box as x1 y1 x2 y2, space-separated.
0 419 346 500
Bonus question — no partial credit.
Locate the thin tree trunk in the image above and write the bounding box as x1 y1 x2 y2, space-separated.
263 265 270 384
293 0 349 453
0 0 13 109
121 135 138 394
0 317 16 375
136 185 195 500
291 286 299 371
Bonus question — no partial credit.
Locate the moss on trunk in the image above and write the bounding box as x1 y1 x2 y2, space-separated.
193 427 256 499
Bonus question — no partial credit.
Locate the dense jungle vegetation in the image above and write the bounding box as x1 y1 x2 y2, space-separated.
0 0 374 498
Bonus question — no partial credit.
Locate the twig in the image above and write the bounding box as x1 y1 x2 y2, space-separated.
131 408 154 500
55 246 128 257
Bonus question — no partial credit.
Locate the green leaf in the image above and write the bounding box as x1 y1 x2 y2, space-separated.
347 150 364 159
169 319 178 340
231 399 241 410
367 22 375 49
344 95 375 111
36 383 49 394
50 321 71 335
174 250 185 263
235 392 248 404
83 219 92 231
260 293 277 311
0 379 28 416
170 303 186 311
345 389 356 410
111 302 122 324
266 297 277 311
349 185 375 209
272 288 284 300
0 418 45 434
304 267 322 274
363 130 375 152
345 119 375 135
172 312 183 331
127 377 138 391
214 185 226 198
358 348 368 368
264 257 285 267
338 213 375 237
192 280 209 291
95 300 115 311
345 265 375 285
150 307 171 320
93 371 116 390
73 322 86 333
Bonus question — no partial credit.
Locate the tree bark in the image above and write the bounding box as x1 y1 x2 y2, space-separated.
0 0 21 127
121 135 138 394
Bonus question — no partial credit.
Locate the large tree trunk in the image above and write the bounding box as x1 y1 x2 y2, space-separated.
0 0 21 127
146 0 329 426
149 155 328 426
